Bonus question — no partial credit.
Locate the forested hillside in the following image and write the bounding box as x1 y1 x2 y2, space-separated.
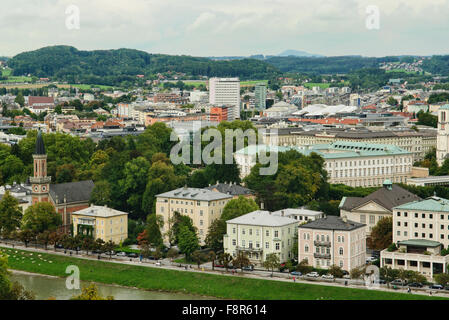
8 46 281 86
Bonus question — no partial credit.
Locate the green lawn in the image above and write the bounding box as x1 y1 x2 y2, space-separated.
70 84 116 90
0 247 444 300
240 80 268 87
1 68 12 76
386 69 419 75
303 82 331 89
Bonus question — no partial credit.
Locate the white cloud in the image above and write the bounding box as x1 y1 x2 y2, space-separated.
0 0 448 57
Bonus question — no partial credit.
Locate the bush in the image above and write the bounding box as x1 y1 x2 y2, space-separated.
387 243 397 252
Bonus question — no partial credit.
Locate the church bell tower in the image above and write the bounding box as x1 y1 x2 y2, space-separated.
30 130 51 204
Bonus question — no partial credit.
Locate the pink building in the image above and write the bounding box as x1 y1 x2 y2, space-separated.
298 216 366 271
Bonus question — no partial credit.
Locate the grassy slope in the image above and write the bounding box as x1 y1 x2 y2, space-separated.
0 247 444 300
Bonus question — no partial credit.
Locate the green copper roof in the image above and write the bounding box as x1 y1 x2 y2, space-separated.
235 141 411 159
394 196 449 212
398 239 442 248
439 104 449 111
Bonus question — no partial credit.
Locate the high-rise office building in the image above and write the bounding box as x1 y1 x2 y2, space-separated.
209 77 241 119
254 83 267 110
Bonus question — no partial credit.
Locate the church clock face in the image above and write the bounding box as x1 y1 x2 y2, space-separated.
42 186 46 191
34 186 39 192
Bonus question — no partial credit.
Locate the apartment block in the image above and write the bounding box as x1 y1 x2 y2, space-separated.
298 216 366 271
223 210 299 266
156 187 233 244
209 77 241 119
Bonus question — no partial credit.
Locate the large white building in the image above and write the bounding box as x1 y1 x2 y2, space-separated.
209 77 241 119
235 142 413 187
436 104 449 166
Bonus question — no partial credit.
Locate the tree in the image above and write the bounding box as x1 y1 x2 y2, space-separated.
48 232 61 251
177 226 199 262
380 266 400 287
191 250 207 269
367 216 392 250
167 211 197 245
296 259 313 274
220 196 259 221
14 92 24 107
70 283 114 300
37 230 51 250
204 219 226 252
145 214 164 247
81 236 94 255
104 240 116 259
167 247 179 261
0 191 22 237
386 97 398 106
350 266 365 279
263 253 280 276
22 202 62 234
218 252 233 271
328 264 344 278
208 251 216 271
90 180 112 207
232 252 251 273
434 273 449 287
0 255 34 300
94 238 105 254
17 229 35 247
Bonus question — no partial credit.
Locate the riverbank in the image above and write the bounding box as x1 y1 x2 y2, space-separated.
1 246 445 300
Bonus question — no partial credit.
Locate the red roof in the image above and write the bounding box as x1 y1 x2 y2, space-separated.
28 96 54 106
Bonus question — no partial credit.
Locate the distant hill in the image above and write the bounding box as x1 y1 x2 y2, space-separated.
277 49 324 58
8 46 281 86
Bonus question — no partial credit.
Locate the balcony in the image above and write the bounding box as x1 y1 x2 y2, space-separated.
314 253 331 259
314 241 331 247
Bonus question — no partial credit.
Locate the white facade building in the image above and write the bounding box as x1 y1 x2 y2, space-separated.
436 104 449 166
209 77 241 119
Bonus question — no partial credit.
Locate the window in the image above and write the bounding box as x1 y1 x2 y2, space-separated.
249 229 252 235
339 247 344 255
339 261 343 268
397 212 401 217
360 215 366 223
275 243 280 250
232 239 236 246
305 245 309 252
242 240 245 247
266 230 269 237
274 230 279 238
233 228 236 234
265 242 269 249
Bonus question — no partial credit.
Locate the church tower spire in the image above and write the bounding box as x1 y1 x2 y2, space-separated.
30 130 51 205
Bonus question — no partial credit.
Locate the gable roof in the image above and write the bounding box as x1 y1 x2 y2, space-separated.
339 184 421 212
49 180 95 204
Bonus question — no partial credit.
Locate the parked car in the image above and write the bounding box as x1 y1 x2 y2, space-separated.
242 265 254 271
429 284 444 290
306 272 319 278
365 256 377 263
321 274 334 280
290 271 302 276
55 244 64 249
390 279 407 286
116 252 127 257
214 263 225 268
155 262 161 266
408 282 423 288
373 279 387 285
127 252 138 258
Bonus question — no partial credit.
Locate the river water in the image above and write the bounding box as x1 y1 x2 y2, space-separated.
11 272 212 300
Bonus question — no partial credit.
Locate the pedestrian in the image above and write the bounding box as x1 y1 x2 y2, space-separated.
293 276 296 283
407 287 411 294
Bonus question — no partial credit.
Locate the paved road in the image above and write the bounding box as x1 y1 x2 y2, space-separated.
1 240 448 299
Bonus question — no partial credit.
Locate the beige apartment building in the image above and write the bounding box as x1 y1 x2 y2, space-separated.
72 205 128 244
223 210 299 266
156 187 233 244
298 216 366 271
263 128 436 162
380 196 449 280
339 180 421 235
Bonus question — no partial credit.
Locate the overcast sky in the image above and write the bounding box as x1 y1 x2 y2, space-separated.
1 0 449 57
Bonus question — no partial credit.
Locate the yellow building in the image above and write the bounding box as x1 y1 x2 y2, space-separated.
72 205 128 244
156 187 233 244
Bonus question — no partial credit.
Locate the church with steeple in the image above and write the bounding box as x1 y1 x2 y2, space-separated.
29 130 95 233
